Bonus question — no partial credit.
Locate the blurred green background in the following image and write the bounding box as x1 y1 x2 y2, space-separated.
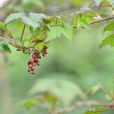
0 0 114 114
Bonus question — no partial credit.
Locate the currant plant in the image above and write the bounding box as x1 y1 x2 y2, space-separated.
0 0 114 75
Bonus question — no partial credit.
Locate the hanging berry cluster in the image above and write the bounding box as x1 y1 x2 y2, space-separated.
27 46 48 74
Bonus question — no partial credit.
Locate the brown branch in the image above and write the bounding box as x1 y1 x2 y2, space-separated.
73 15 114 29
53 100 114 114
0 37 33 51
7 38 33 52
89 15 114 25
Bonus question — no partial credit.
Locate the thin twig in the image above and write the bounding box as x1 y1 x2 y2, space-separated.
53 100 114 114
89 15 114 25
73 15 114 28
0 37 32 51
54 100 106 114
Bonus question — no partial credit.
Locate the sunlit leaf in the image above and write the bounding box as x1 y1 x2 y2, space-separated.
7 20 24 38
7 20 31 40
76 12 93 29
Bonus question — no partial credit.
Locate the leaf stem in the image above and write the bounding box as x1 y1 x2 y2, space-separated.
20 24 26 42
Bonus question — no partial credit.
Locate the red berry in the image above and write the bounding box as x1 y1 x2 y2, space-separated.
42 46 48 57
27 51 40 75
27 47 48 75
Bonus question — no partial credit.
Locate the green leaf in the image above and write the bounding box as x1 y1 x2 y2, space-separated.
0 42 11 53
7 19 24 38
47 26 64 41
30 77 86 106
76 13 93 29
29 13 46 22
104 22 114 31
63 24 74 41
100 34 114 48
5 13 46 28
22 13 46 28
5 13 26 24
7 20 31 40
0 21 7 31
48 16 63 26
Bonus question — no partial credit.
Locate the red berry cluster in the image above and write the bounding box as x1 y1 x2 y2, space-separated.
27 46 48 74
28 51 41 74
42 46 48 57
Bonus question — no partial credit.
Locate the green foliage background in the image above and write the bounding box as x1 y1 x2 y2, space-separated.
0 0 114 114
